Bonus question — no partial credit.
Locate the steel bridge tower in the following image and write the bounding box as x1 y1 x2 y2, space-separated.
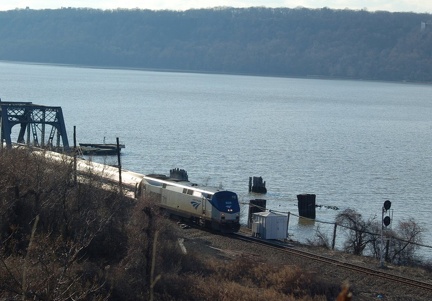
0 100 70 151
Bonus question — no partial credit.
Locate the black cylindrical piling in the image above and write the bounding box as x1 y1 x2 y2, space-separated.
248 199 267 228
297 194 316 219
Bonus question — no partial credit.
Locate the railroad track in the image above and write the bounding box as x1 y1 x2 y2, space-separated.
230 231 432 292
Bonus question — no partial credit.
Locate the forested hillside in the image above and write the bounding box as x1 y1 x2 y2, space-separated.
0 7 431 82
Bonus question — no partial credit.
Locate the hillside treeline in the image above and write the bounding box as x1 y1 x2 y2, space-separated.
0 7 431 82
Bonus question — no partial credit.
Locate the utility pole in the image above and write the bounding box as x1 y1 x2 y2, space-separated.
117 137 122 194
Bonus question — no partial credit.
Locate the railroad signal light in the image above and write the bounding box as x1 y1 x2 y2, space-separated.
382 200 392 227
383 200 391 211
380 199 393 268
383 216 391 227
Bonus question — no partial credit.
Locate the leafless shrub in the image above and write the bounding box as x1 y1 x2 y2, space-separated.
335 209 376 255
422 259 432 274
363 217 423 266
0 149 128 300
386 219 423 265
308 225 331 249
109 193 190 300
204 255 337 300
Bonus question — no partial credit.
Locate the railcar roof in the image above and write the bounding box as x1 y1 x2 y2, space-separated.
143 175 225 195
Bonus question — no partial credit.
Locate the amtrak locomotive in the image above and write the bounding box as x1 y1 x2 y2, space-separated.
139 168 241 232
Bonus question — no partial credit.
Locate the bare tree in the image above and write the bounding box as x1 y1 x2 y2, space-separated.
366 217 423 265
387 219 423 265
335 209 376 256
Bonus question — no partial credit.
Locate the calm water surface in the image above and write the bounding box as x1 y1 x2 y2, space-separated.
1 61 432 257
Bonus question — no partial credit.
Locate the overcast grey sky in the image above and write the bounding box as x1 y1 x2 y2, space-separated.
0 0 431 13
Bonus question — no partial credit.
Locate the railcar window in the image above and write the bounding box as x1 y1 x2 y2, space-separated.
187 189 193 195
183 188 187 194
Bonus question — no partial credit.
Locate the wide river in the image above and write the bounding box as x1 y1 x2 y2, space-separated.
1 61 431 259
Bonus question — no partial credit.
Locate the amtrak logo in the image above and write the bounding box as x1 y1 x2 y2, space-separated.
191 200 201 209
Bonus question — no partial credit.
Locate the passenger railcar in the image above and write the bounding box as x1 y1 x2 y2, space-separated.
38 149 241 232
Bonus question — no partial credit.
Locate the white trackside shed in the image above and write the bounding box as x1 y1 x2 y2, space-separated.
251 211 288 240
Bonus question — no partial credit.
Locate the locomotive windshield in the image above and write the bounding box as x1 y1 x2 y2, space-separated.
210 191 240 213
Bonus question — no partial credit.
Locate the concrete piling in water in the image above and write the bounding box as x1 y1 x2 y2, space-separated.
248 199 267 228
297 194 316 219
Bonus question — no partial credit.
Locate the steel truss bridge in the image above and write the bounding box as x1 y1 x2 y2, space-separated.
1 100 69 151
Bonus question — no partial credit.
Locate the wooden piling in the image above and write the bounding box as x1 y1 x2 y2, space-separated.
248 176 267 193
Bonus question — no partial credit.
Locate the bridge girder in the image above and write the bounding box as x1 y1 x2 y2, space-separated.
1 101 70 151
